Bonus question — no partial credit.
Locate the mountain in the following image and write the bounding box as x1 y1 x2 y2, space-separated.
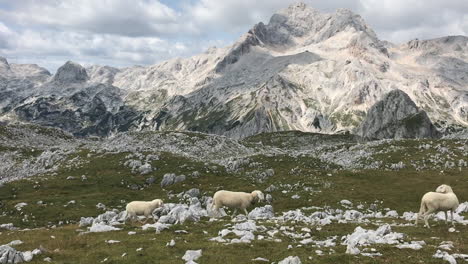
357 89 440 139
0 2 467 138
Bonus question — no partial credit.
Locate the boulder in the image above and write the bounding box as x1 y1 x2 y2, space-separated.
185 188 200 198
160 173 176 187
0 245 24 264
138 163 152 175
248 205 274 220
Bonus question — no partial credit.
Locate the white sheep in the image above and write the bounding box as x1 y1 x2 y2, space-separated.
125 199 164 224
415 184 459 228
211 190 265 218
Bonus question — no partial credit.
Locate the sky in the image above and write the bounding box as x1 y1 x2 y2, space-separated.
0 0 467 72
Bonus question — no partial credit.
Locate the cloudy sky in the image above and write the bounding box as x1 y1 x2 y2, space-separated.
0 0 467 72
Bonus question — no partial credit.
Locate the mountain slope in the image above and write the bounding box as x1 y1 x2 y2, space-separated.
0 3 467 138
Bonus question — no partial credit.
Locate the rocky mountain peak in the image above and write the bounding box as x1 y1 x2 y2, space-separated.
357 90 440 140
0 57 11 72
52 61 88 84
235 2 380 53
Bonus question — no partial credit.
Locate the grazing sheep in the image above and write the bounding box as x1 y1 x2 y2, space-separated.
211 190 265 218
415 185 459 228
126 199 164 224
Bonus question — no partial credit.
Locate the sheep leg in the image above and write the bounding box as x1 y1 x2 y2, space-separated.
140 214 148 224
127 213 135 223
423 208 436 228
243 209 249 216
444 211 448 224
211 204 220 218
450 210 455 226
415 213 419 226
231 209 238 218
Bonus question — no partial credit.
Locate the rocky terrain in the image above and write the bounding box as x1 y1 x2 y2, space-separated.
0 123 468 263
1 2 467 138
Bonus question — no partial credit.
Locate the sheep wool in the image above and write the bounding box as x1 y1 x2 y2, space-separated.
212 190 265 218
126 199 164 224
415 185 459 228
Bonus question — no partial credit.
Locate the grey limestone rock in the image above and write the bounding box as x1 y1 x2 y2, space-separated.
358 90 440 140
52 61 88 83
0 245 25 264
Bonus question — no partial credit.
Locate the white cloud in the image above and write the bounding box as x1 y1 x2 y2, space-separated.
1 0 467 71
358 0 468 42
1 25 222 72
0 0 185 37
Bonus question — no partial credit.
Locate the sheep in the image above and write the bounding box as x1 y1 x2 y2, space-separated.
211 190 265 218
125 199 164 224
415 184 459 228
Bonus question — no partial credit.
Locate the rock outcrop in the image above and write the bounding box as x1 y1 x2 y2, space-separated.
357 90 440 139
52 61 88 83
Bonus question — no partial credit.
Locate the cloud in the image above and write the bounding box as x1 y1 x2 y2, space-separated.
0 22 225 72
358 0 468 42
0 0 185 37
0 0 467 71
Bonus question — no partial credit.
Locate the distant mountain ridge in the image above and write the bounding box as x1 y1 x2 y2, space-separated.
0 2 467 138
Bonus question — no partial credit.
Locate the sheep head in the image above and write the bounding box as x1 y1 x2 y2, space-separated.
152 199 164 207
251 190 265 204
436 184 453 194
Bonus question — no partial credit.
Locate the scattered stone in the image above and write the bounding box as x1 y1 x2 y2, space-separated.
396 241 425 250
146 176 156 185
0 223 16 230
433 250 457 264
185 188 200 198
248 205 274 220
439 241 454 251
0 245 24 263
175 175 186 184
342 225 404 255
142 223 171 233
89 222 121 233
385 210 398 218
7 240 23 247
96 203 106 210
265 185 277 192
340 200 353 207
79 217 94 227
166 240 176 247
278 256 302 264
161 173 176 187
182 250 202 263
21 249 41 262
14 203 27 211
139 163 152 175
